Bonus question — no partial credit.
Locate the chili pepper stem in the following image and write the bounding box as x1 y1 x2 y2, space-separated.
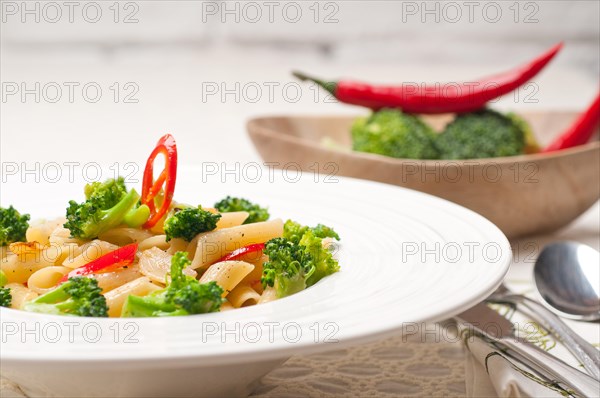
292 71 337 95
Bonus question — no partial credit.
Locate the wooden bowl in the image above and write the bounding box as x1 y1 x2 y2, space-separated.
247 112 600 239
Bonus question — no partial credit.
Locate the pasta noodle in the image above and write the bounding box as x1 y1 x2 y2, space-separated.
5 283 38 309
227 285 261 308
190 219 283 270
139 247 196 284
166 238 188 255
26 218 65 245
199 260 255 296
62 240 119 269
91 265 144 293
240 253 267 294
220 299 234 311
104 277 162 317
1 252 54 284
258 287 277 304
99 227 154 246
216 212 249 229
48 225 83 246
138 235 169 252
27 266 71 295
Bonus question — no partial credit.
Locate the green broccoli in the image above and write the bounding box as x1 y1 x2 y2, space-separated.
262 221 341 297
0 270 8 287
214 196 269 224
0 288 11 308
163 206 221 242
300 230 340 287
436 109 527 159
507 112 540 154
0 205 30 246
261 237 316 298
283 220 340 244
121 252 224 317
352 109 439 159
23 277 108 317
64 177 150 239
0 271 11 308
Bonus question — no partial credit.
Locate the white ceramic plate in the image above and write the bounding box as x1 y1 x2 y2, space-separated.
0 169 511 397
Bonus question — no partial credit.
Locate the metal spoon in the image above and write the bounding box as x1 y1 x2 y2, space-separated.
534 241 600 322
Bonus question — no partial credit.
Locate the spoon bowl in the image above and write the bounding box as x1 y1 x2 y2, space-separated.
534 241 600 321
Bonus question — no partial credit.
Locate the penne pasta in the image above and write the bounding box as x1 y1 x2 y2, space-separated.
139 247 196 284
104 277 162 317
5 283 38 309
258 286 277 304
62 240 119 269
190 219 283 270
199 260 255 297
216 212 249 229
227 284 261 308
166 238 188 255
220 299 234 311
26 218 66 245
91 265 144 293
48 225 83 246
27 266 71 295
138 235 169 252
240 254 266 294
99 227 154 246
1 252 54 284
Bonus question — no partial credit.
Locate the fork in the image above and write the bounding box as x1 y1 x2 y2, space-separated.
488 284 600 380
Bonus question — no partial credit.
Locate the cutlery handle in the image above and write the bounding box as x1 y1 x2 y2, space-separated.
500 336 600 397
504 294 600 380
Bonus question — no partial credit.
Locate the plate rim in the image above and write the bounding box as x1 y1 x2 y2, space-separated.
0 173 511 366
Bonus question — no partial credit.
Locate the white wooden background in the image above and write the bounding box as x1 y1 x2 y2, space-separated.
1 0 599 166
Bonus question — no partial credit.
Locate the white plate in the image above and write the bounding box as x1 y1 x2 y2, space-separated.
0 169 511 397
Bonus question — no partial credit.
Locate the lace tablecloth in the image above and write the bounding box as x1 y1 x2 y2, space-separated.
251 323 467 398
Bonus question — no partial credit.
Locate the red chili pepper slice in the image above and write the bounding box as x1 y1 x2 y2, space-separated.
294 43 562 114
141 134 178 229
543 93 600 152
217 243 265 263
58 243 138 283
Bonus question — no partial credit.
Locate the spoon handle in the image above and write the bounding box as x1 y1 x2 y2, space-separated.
493 294 600 380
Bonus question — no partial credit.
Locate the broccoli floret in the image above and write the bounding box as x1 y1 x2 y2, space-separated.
121 252 224 317
64 177 150 239
352 109 439 159
0 287 12 308
261 238 315 298
24 277 108 317
283 220 340 244
0 270 8 287
0 270 12 307
300 230 340 287
214 196 269 224
0 205 30 246
164 206 221 242
436 109 527 159
263 221 340 297
507 112 540 154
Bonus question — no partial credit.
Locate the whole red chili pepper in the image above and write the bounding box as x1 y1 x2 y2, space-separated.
141 134 178 229
294 43 562 114
543 93 600 152
58 243 138 283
